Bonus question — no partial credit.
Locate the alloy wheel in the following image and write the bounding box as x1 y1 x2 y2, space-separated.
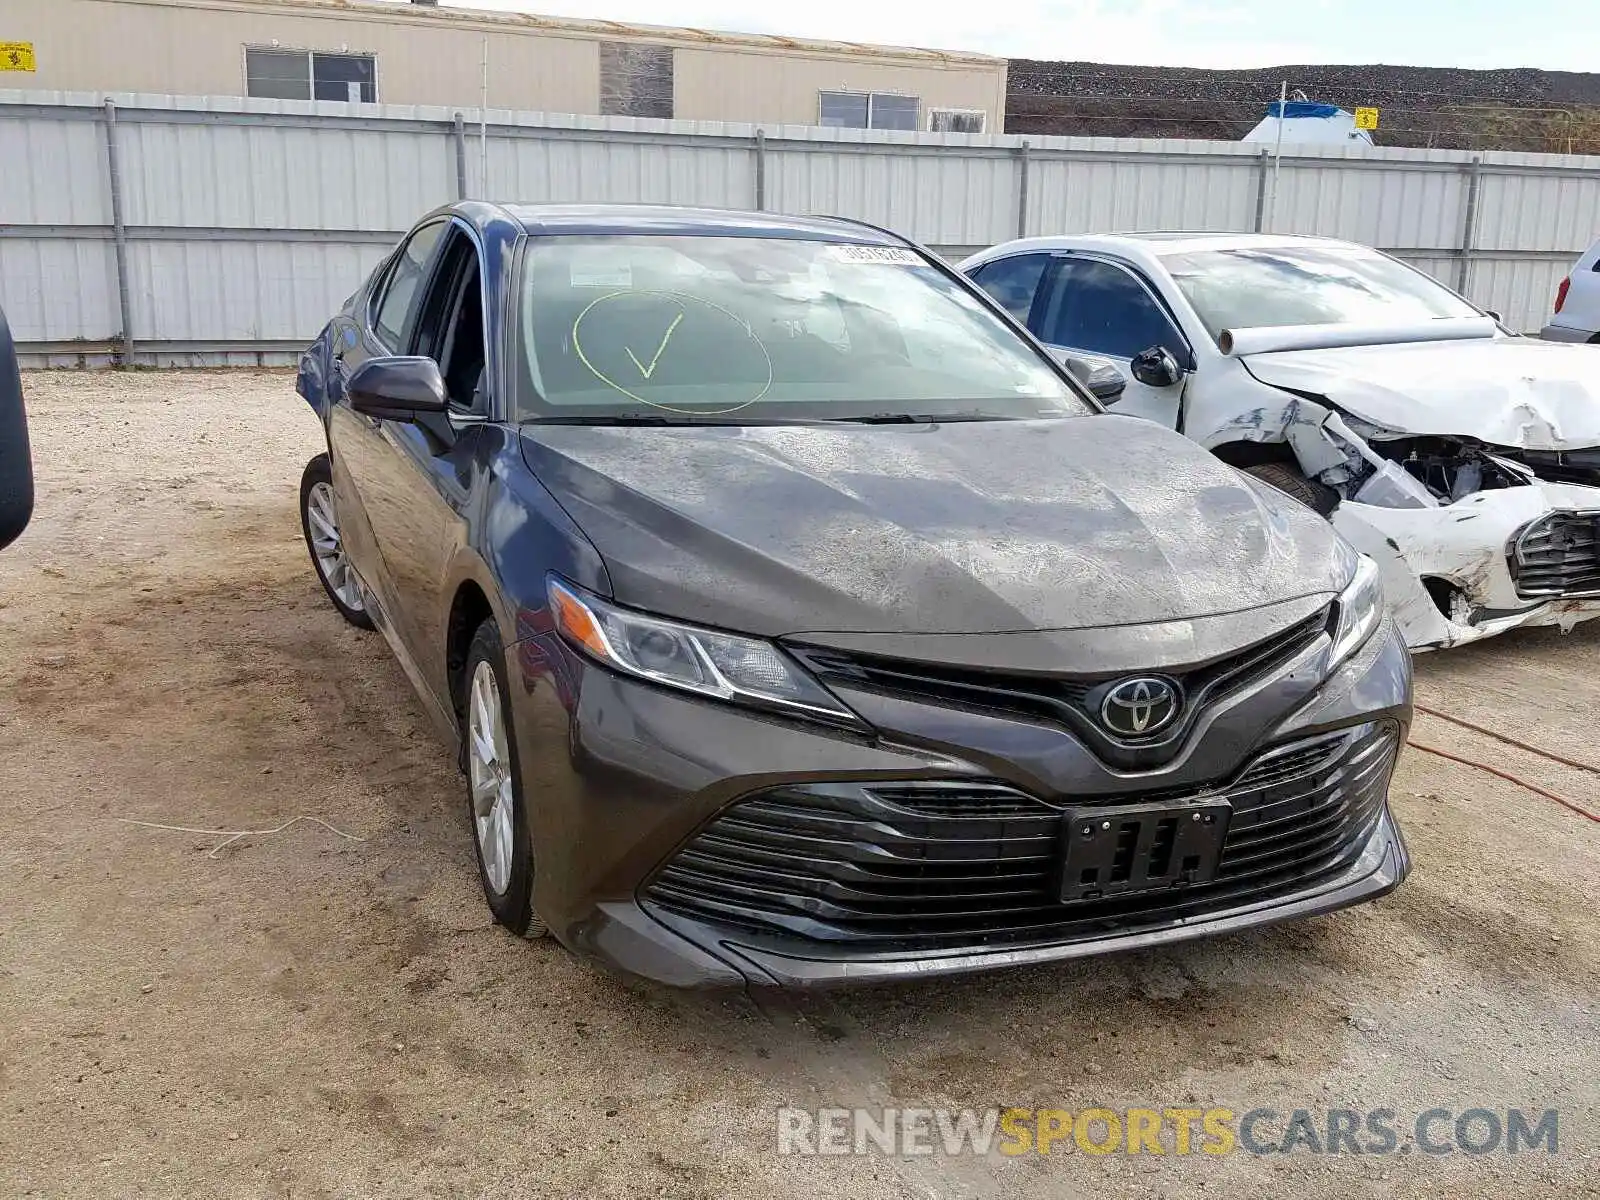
305 481 366 613
467 660 515 896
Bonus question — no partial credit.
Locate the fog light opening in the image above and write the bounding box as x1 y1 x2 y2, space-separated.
1423 577 1473 627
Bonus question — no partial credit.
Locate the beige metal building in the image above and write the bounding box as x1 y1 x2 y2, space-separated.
3 0 1008 131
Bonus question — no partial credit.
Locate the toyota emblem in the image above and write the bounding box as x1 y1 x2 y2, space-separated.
1099 676 1181 738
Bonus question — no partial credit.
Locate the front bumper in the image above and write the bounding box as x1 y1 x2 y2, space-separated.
506 613 1411 989
1539 322 1596 344
661 808 1408 988
1332 482 1600 651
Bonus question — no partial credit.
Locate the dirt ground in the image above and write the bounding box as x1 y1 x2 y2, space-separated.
1 370 1596 1199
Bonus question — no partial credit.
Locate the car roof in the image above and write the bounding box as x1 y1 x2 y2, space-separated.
1114 231 1360 255
494 203 905 244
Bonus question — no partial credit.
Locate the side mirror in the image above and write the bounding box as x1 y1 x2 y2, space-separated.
1063 355 1128 402
1485 310 1503 323
1130 345 1185 389
0 304 33 553
347 356 448 421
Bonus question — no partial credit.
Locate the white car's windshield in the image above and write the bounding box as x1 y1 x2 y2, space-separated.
1162 244 1481 342
514 235 1088 423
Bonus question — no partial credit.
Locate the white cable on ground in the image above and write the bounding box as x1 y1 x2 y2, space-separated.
116 815 365 858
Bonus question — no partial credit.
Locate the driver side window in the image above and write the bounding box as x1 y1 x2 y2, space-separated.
1038 258 1185 362
969 253 1050 325
371 220 447 351
412 226 488 414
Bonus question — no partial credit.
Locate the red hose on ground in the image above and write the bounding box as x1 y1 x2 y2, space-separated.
1406 739 1600 824
1414 702 1600 776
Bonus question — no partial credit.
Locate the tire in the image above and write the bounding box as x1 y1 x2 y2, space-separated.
299 453 375 630
1244 461 1340 518
461 618 546 938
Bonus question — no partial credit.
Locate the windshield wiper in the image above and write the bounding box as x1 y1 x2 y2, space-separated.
828 412 1010 424
523 413 834 427
522 411 1042 428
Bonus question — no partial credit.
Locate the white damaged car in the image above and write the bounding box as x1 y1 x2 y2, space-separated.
962 232 1600 651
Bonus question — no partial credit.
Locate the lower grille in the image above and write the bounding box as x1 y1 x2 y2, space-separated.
644 722 1397 953
1510 512 1600 598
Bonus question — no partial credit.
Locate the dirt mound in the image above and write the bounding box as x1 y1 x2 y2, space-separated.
1008 60 1600 151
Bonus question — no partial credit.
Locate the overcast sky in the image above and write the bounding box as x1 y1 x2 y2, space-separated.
444 0 1596 72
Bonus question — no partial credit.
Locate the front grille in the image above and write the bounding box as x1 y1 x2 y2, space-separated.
644 722 1397 953
787 607 1330 767
1509 512 1600 598
865 783 1057 819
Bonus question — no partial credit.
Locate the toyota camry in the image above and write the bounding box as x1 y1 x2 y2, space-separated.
295 204 1410 988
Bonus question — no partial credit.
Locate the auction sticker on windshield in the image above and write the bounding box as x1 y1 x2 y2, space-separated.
830 245 923 266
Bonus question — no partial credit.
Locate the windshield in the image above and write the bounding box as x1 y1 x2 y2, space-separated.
513 235 1088 423
1162 245 1482 343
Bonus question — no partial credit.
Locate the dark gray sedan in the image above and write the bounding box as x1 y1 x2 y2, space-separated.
295 203 1410 988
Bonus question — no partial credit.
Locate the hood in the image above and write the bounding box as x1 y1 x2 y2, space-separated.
1242 337 1600 449
520 415 1347 638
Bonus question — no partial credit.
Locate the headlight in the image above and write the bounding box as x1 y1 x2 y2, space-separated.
1329 554 1384 668
548 577 862 726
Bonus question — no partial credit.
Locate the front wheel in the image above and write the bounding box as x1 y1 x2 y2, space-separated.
299 453 374 629
462 619 546 938
1243 461 1340 518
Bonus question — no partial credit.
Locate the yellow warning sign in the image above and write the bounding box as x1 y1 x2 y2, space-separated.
1354 106 1379 131
0 42 36 72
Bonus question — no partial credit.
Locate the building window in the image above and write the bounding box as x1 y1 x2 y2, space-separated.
312 52 376 102
929 108 986 134
600 42 673 119
245 46 376 102
819 91 919 131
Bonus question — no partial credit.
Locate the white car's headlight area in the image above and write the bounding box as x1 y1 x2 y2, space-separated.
1330 554 1384 668
548 578 862 726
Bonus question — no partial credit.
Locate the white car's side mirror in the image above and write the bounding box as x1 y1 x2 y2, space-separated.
1130 346 1186 389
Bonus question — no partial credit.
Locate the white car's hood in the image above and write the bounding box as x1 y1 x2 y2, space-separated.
1241 336 1600 450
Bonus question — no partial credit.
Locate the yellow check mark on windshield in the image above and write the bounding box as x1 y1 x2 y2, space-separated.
624 312 685 380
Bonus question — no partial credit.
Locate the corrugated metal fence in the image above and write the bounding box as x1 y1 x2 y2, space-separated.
4 89 1600 366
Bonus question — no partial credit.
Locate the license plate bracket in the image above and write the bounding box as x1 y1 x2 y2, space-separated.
1059 796 1232 903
